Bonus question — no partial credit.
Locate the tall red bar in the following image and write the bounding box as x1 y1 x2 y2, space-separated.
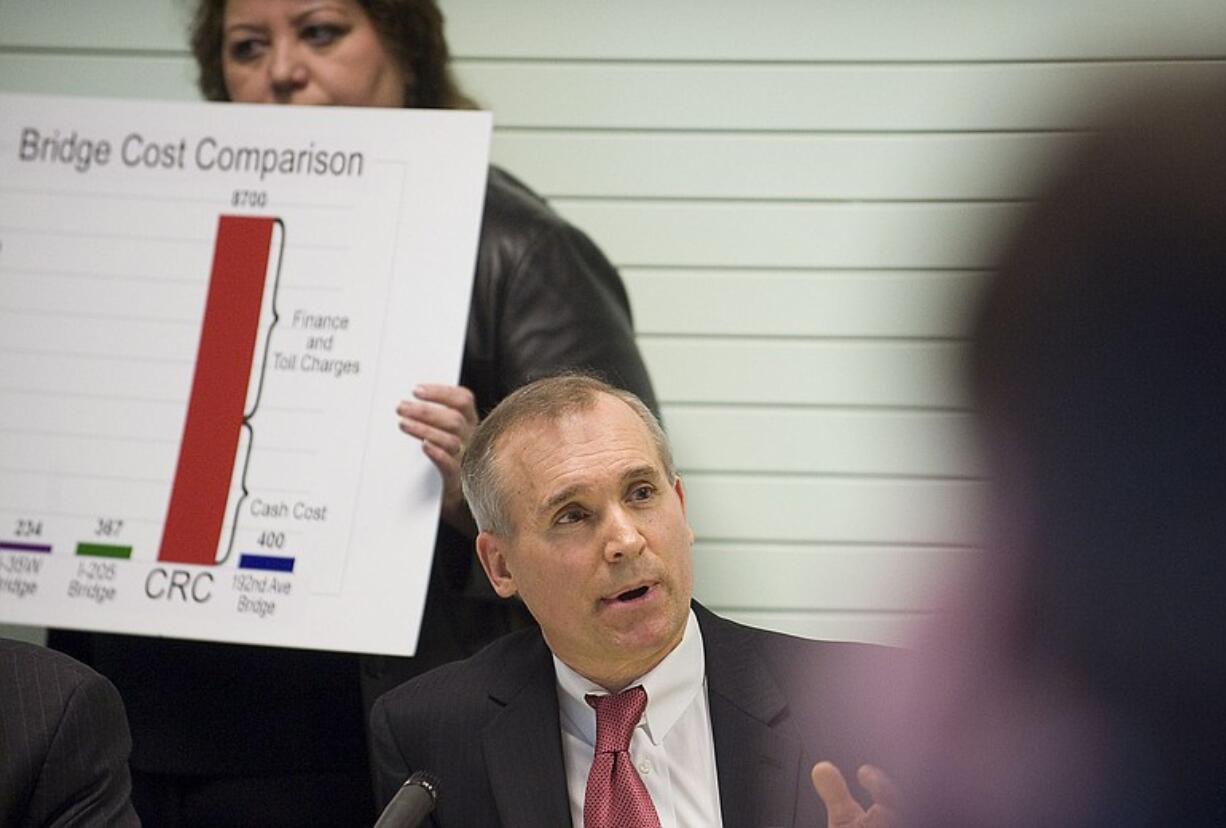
159 215 274 565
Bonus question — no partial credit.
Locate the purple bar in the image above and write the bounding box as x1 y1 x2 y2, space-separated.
0 541 52 553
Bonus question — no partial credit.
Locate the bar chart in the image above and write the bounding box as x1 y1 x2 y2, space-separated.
161 215 281 569
0 94 491 654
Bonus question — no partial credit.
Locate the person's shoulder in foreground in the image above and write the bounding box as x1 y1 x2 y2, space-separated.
0 637 140 827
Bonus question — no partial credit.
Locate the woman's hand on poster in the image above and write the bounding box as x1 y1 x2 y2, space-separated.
397 383 479 537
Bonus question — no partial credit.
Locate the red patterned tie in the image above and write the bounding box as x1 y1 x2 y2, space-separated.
583 686 661 828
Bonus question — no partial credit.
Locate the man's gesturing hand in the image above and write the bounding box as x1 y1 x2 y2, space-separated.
811 761 901 828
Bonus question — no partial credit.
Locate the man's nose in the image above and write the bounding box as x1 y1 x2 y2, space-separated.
602 507 645 562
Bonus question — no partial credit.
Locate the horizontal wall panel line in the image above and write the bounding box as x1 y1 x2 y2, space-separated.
656 398 971 411
694 539 980 552
667 411 981 476
694 537 980 550
461 62 1226 131
661 401 975 414
708 605 921 616
460 56 1226 67
11 51 1220 69
618 261 988 270
490 132 1084 201
638 333 968 344
8 0 1226 62
625 264 992 274
658 401 974 413
679 469 984 482
645 342 969 405
497 126 1094 137
693 544 976 611
625 269 983 337
562 200 1020 269
539 195 1032 205
698 535 973 546
708 611 929 645
643 337 966 349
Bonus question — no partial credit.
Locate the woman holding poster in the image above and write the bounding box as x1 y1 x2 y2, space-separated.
51 1 657 824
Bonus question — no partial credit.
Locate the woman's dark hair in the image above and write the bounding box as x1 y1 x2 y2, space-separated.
189 0 477 108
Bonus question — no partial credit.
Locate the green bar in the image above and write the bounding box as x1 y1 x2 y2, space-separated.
75 542 132 559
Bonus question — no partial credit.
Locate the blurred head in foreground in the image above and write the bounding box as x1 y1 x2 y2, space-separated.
904 84 1226 826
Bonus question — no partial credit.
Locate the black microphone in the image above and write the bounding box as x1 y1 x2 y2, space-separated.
373 771 440 828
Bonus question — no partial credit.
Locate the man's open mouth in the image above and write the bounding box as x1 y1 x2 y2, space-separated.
614 585 650 602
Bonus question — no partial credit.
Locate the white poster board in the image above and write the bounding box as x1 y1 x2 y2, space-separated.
0 94 491 655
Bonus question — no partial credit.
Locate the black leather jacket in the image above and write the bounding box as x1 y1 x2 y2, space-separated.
462 166 657 417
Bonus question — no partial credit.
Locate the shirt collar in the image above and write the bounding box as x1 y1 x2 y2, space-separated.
554 608 705 747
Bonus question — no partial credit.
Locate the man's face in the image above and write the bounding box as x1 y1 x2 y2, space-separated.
476 394 695 690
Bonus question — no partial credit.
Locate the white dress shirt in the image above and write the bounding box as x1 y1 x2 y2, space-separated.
554 609 724 828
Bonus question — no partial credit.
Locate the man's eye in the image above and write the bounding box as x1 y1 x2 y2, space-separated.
629 485 655 502
556 507 588 526
302 23 346 46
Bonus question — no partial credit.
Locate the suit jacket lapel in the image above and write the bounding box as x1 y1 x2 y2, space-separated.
481 632 572 828
698 604 804 828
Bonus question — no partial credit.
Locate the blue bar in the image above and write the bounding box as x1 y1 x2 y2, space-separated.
238 554 295 573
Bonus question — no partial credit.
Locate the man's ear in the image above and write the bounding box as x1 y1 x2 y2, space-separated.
673 476 695 546
476 531 517 598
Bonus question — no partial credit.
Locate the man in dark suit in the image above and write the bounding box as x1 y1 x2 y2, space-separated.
0 637 140 827
370 375 899 826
